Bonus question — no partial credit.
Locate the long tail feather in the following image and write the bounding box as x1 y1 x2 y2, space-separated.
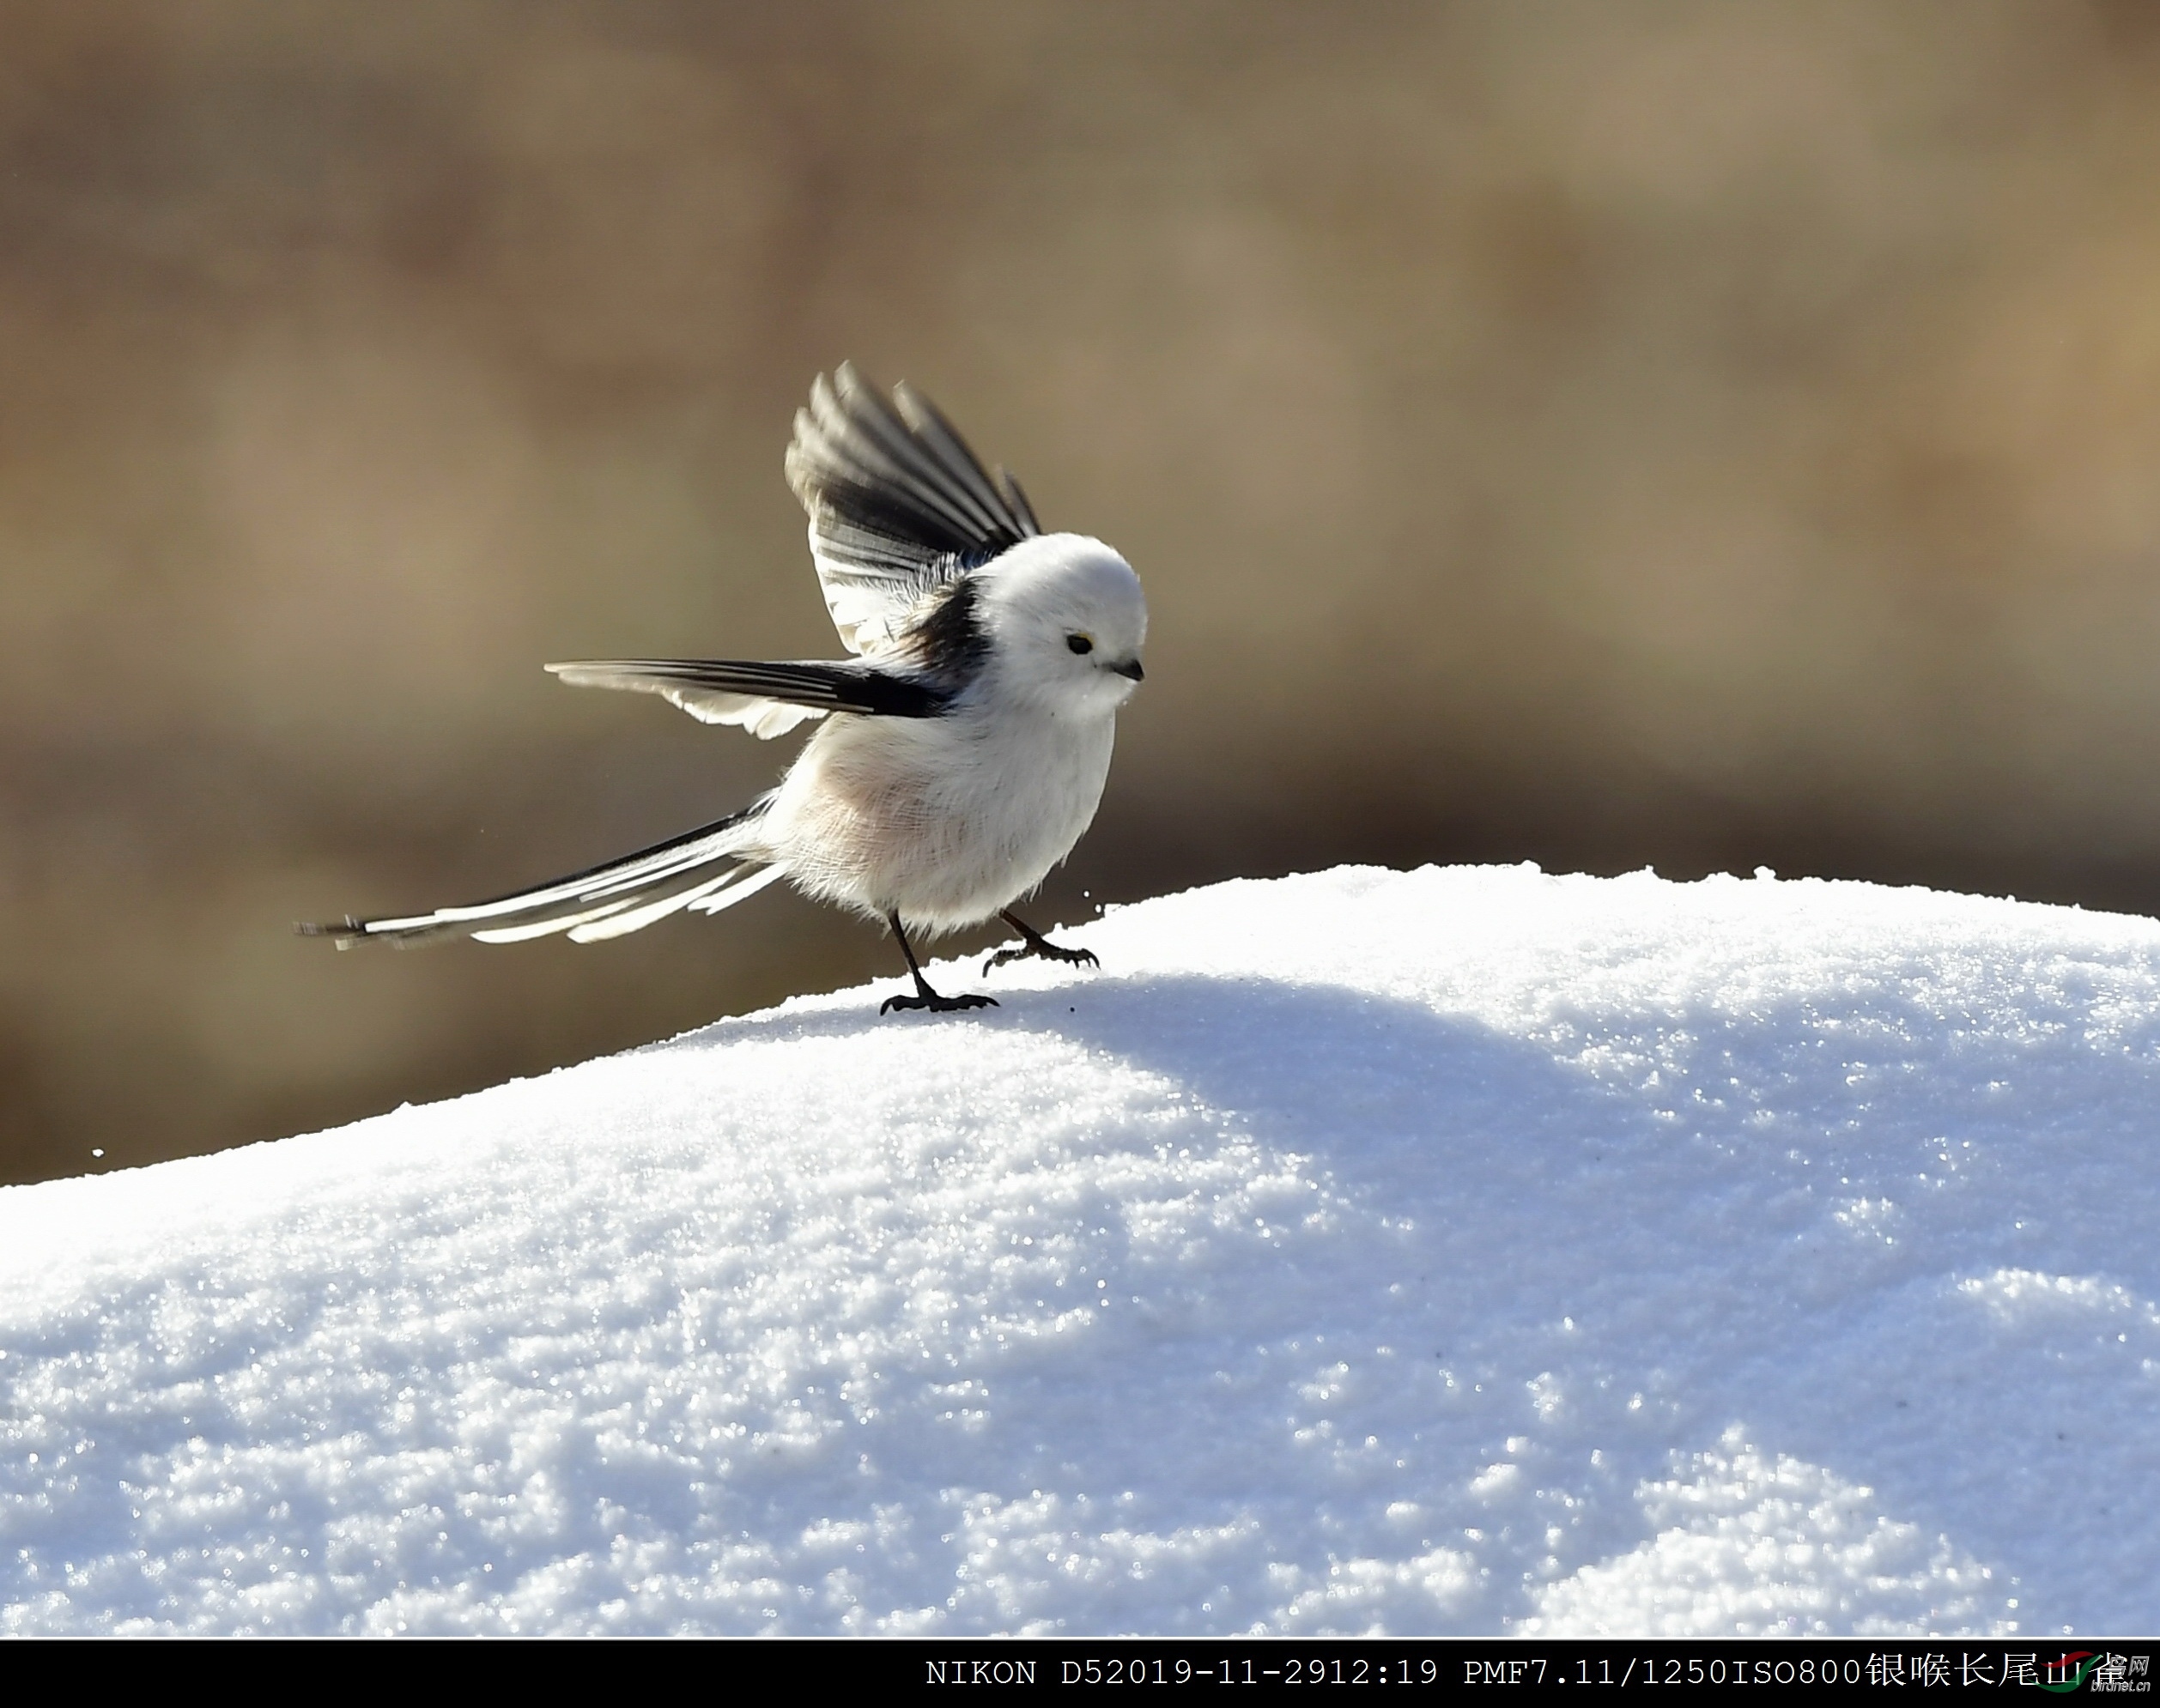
297 807 777 949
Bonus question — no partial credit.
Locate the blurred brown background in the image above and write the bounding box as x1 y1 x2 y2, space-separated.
7 0 2160 1187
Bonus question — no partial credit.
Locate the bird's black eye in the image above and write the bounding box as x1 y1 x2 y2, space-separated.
1067 634 1095 655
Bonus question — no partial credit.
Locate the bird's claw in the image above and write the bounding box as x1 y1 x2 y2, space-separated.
880 990 998 1016
983 942 1101 975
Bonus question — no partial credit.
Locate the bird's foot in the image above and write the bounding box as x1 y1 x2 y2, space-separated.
880 990 998 1016
984 938 1100 975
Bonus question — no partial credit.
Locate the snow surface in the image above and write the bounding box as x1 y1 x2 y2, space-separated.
3 864 2157 1637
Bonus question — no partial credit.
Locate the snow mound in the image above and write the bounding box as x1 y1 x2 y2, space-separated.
3 864 2156 1636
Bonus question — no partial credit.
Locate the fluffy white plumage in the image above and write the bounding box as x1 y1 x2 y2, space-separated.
305 367 1147 1011
750 537 1144 932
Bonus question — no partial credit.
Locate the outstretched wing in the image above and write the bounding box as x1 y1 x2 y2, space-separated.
546 657 948 738
785 362 1040 655
298 809 785 948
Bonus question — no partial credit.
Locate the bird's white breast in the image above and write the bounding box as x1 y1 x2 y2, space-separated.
758 698 1117 932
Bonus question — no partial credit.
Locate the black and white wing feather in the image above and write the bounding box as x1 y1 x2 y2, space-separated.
297 809 784 948
786 363 1040 656
545 657 948 738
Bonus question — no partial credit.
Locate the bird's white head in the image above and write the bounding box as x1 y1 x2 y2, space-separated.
977 533 1148 715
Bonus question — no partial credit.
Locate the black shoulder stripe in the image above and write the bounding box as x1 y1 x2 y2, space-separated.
902 578 992 683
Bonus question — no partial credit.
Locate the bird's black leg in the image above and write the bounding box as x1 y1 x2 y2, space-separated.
983 909 1102 975
881 912 998 1015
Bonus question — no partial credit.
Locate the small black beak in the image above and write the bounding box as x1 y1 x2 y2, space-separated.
1110 657 1145 682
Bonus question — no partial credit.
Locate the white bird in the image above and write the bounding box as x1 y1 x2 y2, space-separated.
302 365 1147 1014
